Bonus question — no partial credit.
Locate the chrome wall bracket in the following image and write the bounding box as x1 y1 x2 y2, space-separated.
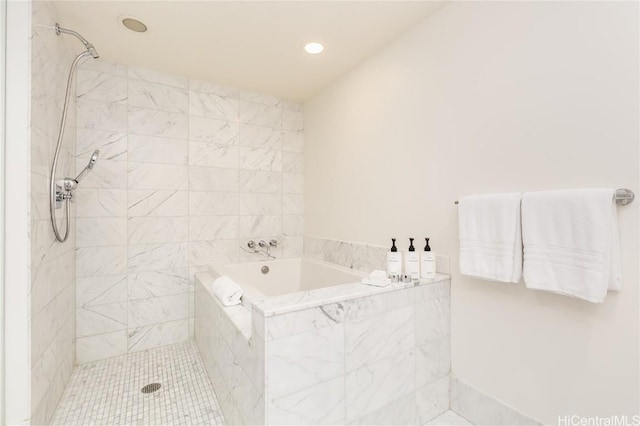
54 178 76 209
615 188 634 206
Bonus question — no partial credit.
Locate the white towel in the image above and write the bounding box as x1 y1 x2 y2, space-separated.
361 270 391 287
522 189 621 303
458 193 522 283
212 276 243 307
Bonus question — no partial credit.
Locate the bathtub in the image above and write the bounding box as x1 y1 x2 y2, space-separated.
211 257 367 310
195 256 452 425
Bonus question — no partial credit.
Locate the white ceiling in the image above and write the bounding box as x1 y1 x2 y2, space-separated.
52 1 444 101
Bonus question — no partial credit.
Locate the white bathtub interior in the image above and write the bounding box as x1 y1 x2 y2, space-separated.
213 257 367 298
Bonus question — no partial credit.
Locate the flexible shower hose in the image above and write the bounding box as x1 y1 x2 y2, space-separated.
49 50 91 243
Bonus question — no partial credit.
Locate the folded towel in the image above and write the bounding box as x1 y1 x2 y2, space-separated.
361 270 391 287
522 189 621 303
458 193 522 283
212 276 243 306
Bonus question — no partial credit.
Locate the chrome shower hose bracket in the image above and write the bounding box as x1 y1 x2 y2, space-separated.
55 179 76 209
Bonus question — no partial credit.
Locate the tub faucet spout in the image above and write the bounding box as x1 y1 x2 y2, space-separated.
258 240 272 257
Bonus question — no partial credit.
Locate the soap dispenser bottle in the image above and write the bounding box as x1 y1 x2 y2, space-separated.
420 238 436 279
404 238 420 280
386 238 402 276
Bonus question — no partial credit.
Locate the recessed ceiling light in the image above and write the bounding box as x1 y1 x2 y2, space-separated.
304 42 324 55
120 15 147 33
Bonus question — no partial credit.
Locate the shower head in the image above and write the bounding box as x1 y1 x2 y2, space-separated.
88 150 100 168
55 23 100 59
74 150 100 183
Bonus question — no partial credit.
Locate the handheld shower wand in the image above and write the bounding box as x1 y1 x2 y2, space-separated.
61 150 100 192
74 150 100 184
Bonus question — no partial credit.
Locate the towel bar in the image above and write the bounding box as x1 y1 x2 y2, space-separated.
453 188 635 205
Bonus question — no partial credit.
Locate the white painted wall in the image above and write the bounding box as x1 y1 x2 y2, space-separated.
304 2 639 424
4 0 32 423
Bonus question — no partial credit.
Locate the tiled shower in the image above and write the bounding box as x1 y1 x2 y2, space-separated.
73 58 304 363
30 0 306 421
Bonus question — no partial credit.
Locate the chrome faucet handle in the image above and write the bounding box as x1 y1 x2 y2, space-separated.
247 240 256 249
269 239 278 247
258 240 268 248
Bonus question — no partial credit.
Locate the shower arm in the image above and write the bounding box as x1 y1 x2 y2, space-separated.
55 23 99 58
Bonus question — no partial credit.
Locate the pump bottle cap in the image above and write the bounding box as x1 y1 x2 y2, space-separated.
390 238 397 252
424 238 431 252
408 238 415 252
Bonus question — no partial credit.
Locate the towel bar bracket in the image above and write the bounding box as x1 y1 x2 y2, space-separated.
615 188 634 205
454 188 635 206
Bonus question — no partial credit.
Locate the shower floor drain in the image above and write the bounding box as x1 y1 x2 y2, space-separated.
141 383 162 394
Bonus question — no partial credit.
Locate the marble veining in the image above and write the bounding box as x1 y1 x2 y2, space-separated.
128 134 188 165
240 193 282 215
348 392 416 426
190 216 240 241
129 65 189 88
240 123 282 149
345 305 415 372
256 276 450 317
128 293 189 328
128 216 189 244
239 170 282 193
268 376 346 425
76 158 127 189
197 260 452 425
76 128 127 161
128 106 188 139
189 141 239 168
190 90 240 122
238 215 282 238
345 350 417 421
76 302 128 337
282 131 304 153
189 166 239 192
127 162 189 190
128 79 189 113
268 324 345 398
417 376 451 424
240 101 282 128
75 58 304 364
127 242 189 272
128 319 190 352
239 146 283 171
128 268 191 299
77 97 127 132
190 115 239 144
77 274 128 307
77 68 127 103
451 377 541 426
127 189 189 217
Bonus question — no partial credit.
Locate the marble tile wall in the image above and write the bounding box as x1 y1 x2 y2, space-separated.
74 59 304 363
195 274 265 425
450 377 541 425
30 1 78 423
304 236 451 275
195 271 451 425
264 278 451 425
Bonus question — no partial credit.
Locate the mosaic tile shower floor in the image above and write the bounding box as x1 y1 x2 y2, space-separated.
51 341 224 425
